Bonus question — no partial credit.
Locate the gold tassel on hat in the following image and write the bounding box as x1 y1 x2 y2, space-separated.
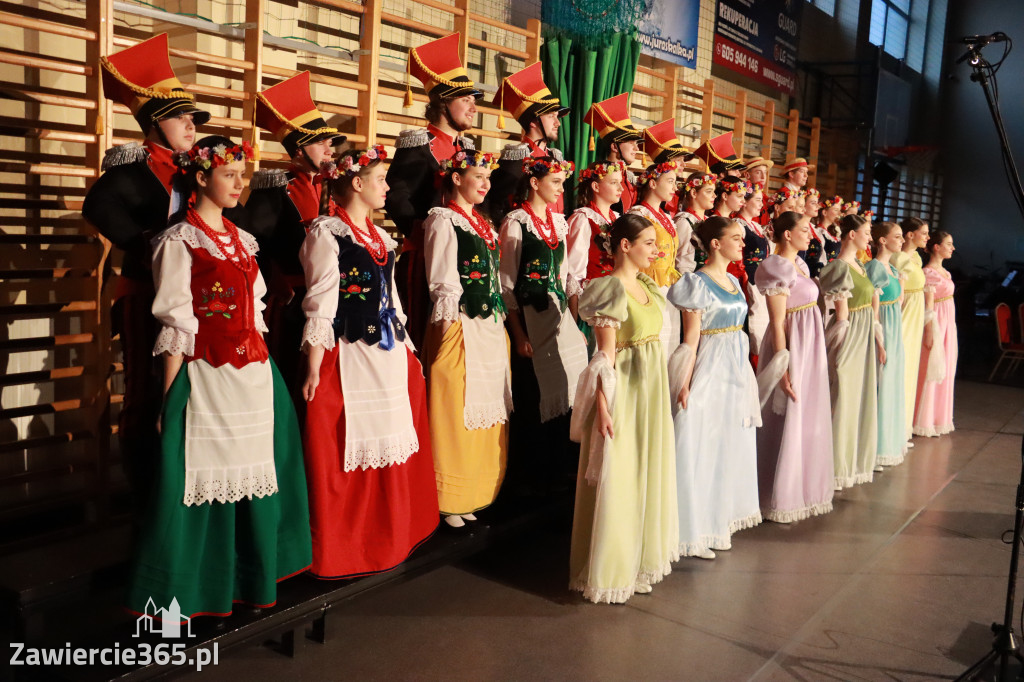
588 127 595 152
403 70 413 109
94 113 105 136
497 80 506 130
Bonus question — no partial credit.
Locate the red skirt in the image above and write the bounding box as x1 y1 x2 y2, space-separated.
303 343 439 579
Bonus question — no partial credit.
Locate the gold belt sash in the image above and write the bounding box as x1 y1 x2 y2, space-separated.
786 301 816 314
935 294 953 303
616 334 660 350
701 324 742 336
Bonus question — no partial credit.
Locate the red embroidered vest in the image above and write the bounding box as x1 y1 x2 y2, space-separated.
584 214 615 282
187 244 269 368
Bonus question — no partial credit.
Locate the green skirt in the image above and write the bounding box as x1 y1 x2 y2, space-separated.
126 359 312 619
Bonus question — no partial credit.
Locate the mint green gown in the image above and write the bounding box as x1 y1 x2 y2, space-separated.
569 274 678 604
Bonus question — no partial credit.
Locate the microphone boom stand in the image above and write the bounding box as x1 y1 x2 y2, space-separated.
955 36 1024 682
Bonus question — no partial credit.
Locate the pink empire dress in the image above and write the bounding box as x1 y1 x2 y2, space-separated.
914 267 958 436
755 256 835 522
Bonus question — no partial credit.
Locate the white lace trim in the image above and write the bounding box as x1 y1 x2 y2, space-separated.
728 512 763 535
680 307 704 314
308 215 398 253
589 317 620 329
255 312 269 334
874 287 885 297
154 221 260 260
761 286 790 297
575 206 614 228
427 206 498 243
566 276 583 299
876 452 905 467
835 472 873 489
570 556 676 605
153 326 195 357
505 207 569 242
539 393 571 423
344 425 419 472
924 284 937 294
302 317 336 351
913 422 954 437
431 296 462 323
824 290 853 302
183 461 279 506
764 500 833 523
464 398 511 431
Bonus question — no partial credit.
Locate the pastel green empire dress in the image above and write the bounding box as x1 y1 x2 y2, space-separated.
569 274 678 604
820 259 879 489
866 258 906 466
893 250 926 441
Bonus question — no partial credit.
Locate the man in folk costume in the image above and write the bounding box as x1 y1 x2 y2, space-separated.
246 71 346 399
743 156 774 225
83 33 245 503
690 132 756 335
583 93 644 214
781 157 812 191
484 62 570 220
385 32 480 354
642 119 689 215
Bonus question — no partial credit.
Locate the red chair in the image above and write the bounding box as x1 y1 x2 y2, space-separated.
989 302 1024 380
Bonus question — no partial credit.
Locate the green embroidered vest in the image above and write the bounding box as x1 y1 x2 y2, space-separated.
453 224 505 320
513 217 567 313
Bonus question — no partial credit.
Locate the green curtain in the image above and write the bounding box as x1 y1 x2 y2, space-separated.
541 30 642 210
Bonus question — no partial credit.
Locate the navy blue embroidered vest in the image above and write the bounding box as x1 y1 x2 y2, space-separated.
332 234 406 349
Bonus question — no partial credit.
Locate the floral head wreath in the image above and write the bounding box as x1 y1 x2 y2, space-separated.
821 194 844 208
862 210 875 220
842 200 861 212
769 186 798 206
803 188 821 200
336 144 388 177
744 182 764 199
683 172 716 192
638 160 679 186
439 150 500 175
580 160 626 183
174 140 256 172
718 178 750 195
522 156 575 177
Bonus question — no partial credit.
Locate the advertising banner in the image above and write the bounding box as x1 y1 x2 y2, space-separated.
712 0 802 95
637 0 701 69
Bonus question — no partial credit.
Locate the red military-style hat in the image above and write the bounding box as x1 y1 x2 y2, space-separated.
643 119 689 164
691 132 745 174
100 33 209 133
584 93 643 144
493 62 569 129
407 33 483 101
254 71 346 156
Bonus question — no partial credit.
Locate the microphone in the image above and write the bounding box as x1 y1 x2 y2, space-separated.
959 33 1008 46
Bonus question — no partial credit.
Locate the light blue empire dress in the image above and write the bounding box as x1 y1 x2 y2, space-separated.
669 271 762 555
866 259 906 466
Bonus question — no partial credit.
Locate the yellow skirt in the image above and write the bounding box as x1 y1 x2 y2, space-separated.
425 320 509 515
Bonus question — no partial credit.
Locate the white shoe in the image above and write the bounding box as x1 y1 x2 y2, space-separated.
874 465 884 472
710 541 731 551
907 440 915 448
635 582 653 594
461 513 478 521
695 548 716 560
443 515 465 528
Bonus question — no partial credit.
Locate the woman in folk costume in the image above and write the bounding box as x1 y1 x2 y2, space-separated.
423 150 512 528
711 176 750 293
892 217 930 444
628 160 682 357
83 34 241 507
299 147 438 578
866 221 907 467
755 212 834 523
566 160 624 318
914 230 958 437
806 194 843 279
820 214 884 489
670 216 762 558
569 213 677 603
735 182 772 363
674 171 717 274
583 93 645 214
128 136 311 620
500 156 590 491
